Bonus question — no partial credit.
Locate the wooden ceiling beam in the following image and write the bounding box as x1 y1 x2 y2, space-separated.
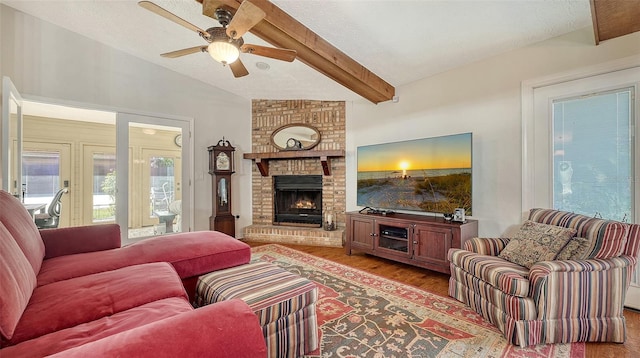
590 0 640 45
198 0 395 103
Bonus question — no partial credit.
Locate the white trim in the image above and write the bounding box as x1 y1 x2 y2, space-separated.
521 82 534 220
522 54 640 91
2 77 24 194
629 280 640 310
22 93 193 123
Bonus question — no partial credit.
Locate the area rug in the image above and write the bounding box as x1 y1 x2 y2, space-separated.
251 244 585 358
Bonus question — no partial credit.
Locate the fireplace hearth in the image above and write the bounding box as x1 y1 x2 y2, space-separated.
273 175 322 227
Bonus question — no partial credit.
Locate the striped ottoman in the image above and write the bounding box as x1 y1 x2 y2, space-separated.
195 261 319 358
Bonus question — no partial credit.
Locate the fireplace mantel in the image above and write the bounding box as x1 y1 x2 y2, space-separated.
243 150 345 176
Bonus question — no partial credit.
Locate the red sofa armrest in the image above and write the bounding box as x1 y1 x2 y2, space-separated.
40 224 121 259
49 299 267 358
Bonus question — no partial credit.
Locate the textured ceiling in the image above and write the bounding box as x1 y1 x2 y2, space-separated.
2 0 593 102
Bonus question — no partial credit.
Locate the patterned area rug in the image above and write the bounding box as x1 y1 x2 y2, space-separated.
251 244 585 358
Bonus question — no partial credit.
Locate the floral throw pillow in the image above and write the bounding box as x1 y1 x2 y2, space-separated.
555 237 594 261
498 220 577 268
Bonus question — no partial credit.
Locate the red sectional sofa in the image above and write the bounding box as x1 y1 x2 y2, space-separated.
0 190 267 357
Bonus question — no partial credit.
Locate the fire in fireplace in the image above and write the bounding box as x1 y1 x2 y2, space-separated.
293 199 316 209
273 175 322 227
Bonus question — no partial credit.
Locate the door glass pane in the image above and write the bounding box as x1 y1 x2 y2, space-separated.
149 155 181 236
150 156 175 213
127 123 183 241
93 153 116 223
22 151 59 205
552 87 634 221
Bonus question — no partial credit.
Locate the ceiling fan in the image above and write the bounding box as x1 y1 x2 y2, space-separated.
138 0 297 78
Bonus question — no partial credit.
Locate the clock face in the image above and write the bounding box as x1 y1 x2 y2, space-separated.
216 152 230 171
174 134 182 147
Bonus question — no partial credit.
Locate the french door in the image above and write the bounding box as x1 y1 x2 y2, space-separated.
116 112 190 241
82 145 118 226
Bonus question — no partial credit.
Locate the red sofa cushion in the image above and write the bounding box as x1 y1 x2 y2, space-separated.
1 297 192 357
40 224 121 259
0 190 45 275
0 223 38 340
37 231 251 286
125 231 251 277
47 299 267 358
5 262 187 345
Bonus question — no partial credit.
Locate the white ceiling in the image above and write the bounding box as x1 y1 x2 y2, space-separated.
2 0 593 103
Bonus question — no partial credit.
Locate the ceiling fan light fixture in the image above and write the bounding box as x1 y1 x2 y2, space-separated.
208 41 240 65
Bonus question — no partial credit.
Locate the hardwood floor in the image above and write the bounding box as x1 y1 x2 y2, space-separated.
246 241 640 357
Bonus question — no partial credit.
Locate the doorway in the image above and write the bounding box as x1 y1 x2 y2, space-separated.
117 112 190 241
2 77 192 242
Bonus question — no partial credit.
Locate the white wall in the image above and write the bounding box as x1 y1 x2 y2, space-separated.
0 4 253 232
348 28 640 236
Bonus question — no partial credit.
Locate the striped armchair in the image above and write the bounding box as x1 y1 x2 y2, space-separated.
448 208 640 347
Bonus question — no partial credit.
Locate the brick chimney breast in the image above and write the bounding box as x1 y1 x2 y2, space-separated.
245 100 346 247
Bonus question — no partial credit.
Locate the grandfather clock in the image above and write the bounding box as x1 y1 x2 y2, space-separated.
208 138 235 237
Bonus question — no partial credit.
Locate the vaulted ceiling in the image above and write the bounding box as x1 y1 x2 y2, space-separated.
4 0 635 103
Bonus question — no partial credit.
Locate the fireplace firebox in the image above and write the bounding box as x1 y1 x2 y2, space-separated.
273 175 322 227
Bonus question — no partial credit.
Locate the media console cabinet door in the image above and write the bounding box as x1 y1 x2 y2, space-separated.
412 224 452 267
347 215 375 252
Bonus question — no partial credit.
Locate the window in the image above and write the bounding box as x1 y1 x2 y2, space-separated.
552 88 634 221
524 65 639 222
22 151 60 202
93 153 116 222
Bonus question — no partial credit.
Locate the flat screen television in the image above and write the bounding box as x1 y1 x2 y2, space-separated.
357 132 472 215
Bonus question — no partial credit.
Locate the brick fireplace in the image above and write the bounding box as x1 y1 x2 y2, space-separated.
273 175 323 227
243 100 345 247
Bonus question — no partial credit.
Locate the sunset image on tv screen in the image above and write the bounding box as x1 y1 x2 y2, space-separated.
357 133 472 215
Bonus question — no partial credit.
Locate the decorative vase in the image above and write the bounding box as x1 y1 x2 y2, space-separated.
324 210 336 231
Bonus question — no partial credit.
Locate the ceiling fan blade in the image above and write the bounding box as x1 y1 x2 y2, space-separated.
226 0 266 40
161 46 207 58
229 59 249 78
241 44 297 62
139 1 210 39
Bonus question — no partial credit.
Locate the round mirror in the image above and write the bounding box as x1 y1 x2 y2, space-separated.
271 124 321 151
